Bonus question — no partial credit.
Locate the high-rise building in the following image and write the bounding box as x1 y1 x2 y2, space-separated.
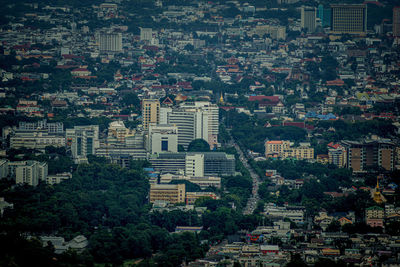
330 4 367 34
66 125 99 163
12 161 48 187
99 32 122 52
149 183 186 204
341 140 395 173
301 6 316 33
328 146 347 168
393 7 400 37
163 101 219 149
318 4 331 28
142 99 160 130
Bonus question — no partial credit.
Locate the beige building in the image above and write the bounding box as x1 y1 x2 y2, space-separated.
265 140 314 160
283 146 314 160
149 184 185 204
265 140 291 158
107 120 133 144
142 99 160 130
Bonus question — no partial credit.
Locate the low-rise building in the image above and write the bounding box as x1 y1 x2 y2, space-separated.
265 140 314 160
149 183 186 204
46 172 72 185
366 206 384 228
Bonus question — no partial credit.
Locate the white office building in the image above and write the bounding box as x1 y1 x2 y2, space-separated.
162 102 219 149
66 125 99 163
148 124 178 154
185 153 204 177
10 130 65 150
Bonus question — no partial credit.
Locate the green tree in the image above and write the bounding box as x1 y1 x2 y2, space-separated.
187 139 210 152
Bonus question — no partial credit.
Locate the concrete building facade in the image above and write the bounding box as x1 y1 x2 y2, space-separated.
301 6 316 33
142 99 160 130
66 125 100 163
330 4 367 34
149 183 186 204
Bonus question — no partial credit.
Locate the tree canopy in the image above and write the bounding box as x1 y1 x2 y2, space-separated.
187 139 211 152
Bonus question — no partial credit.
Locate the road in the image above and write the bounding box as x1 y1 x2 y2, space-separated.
227 135 261 215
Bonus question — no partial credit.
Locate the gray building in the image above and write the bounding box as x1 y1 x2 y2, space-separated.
149 152 235 176
66 125 99 163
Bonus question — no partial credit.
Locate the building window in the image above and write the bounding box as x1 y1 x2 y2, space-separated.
161 140 168 151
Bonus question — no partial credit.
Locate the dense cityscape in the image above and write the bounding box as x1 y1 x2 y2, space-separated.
0 0 400 266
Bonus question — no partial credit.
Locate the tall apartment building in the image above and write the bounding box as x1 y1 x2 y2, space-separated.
10 161 48 187
99 32 122 52
142 99 160 130
341 140 395 173
301 6 316 33
66 125 99 163
149 183 186 204
147 124 178 154
328 146 347 168
393 7 400 37
330 4 367 34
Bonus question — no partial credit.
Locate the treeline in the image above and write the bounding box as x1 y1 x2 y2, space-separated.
317 119 396 142
0 158 262 265
225 110 307 153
